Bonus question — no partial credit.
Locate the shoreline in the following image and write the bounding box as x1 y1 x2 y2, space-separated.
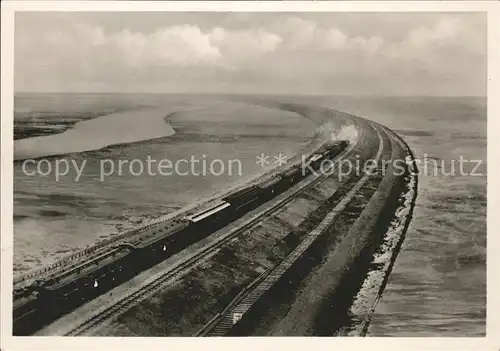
13 107 176 161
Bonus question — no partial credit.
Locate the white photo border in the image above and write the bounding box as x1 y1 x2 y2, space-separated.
1 1 499 350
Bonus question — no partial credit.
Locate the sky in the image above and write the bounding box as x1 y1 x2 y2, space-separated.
14 12 487 96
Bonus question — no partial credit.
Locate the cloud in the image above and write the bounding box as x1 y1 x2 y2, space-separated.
275 16 382 54
406 16 464 48
16 20 282 73
112 25 222 67
14 13 486 96
210 27 282 64
37 23 224 68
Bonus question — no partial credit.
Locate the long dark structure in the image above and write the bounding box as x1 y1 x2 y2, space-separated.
13 140 349 335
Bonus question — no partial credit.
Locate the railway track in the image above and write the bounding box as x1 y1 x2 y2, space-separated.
61 118 377 336
60 117 383 336
195 121 391 336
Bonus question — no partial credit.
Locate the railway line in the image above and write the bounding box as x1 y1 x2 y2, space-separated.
57 118 387 336
13 117 339 291
195 121 391 336
15 121 361 335
15 130 358 335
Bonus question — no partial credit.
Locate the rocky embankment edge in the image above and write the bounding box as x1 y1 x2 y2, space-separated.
338 125 419 336
256 119 419 336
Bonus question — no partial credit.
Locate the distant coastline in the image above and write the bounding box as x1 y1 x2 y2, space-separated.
14 107 176 161
15 115 99 141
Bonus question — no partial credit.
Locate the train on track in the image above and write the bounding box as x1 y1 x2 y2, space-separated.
13 140 349 335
